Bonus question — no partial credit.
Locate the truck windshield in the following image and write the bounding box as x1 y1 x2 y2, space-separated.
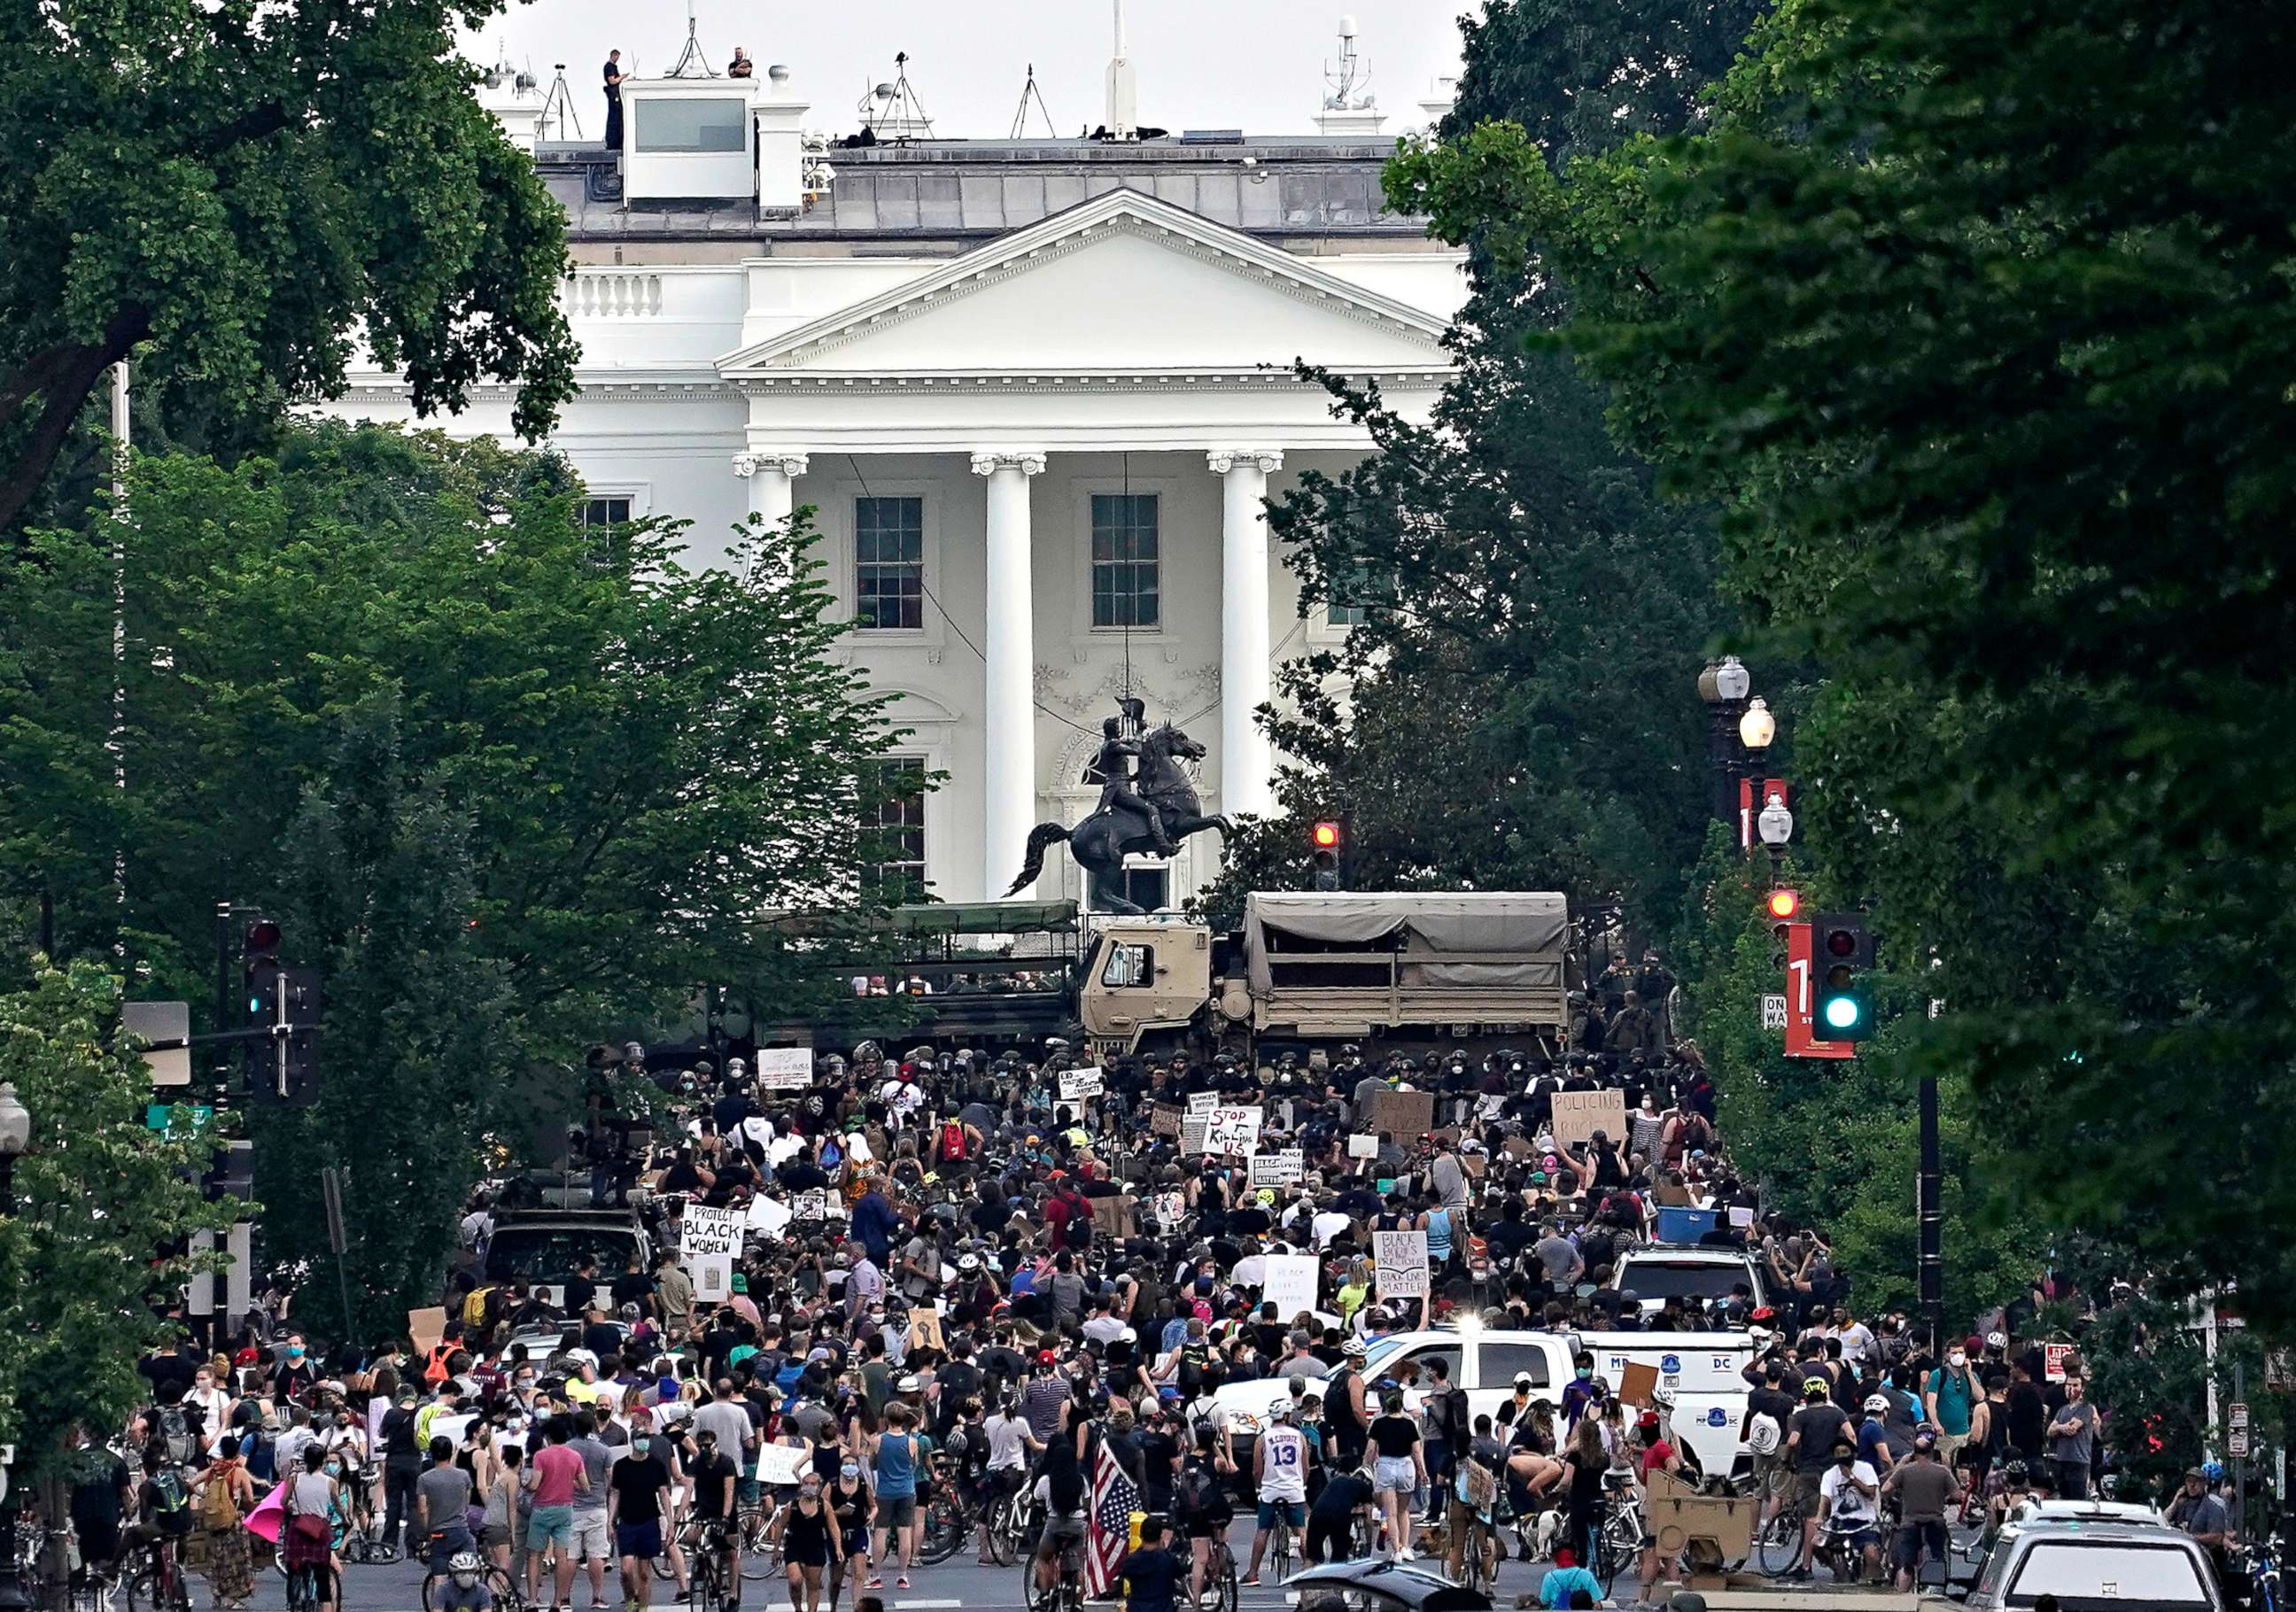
485 1227 638 1284
1619 1259 1749 1301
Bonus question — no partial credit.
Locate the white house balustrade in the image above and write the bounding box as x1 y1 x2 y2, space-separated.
562 269 664 319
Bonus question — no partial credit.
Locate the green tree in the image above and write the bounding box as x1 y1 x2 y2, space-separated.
0 0 577 532
1205 0 1749 936
0 960 237 1481
253 697 519 1341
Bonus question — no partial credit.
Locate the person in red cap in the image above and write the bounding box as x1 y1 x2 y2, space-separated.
1537 1544 1602 1608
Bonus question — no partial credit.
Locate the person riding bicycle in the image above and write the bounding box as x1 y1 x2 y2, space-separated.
684 1424 744 1597
1446 1414 1505 1585
1173 1423 1234 1608
1857 1394 1899 1476
1244 1398 1308 1585
1881 1430 1963 1593
1816 1438 1884 1584
434 1550 495 1612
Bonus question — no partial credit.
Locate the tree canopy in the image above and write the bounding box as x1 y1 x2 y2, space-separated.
0 0 576 532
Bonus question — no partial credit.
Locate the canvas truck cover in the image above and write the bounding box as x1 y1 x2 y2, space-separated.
1242 891 1568 997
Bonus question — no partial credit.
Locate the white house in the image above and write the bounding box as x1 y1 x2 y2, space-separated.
320 43 1466 909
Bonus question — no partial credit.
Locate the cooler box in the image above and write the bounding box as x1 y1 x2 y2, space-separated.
1655 1206 1718 1244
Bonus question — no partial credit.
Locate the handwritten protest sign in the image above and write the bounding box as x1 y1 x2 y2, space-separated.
1247 1150 1305 1189
1180 1118 1209 1154
408 1306 447 1356
756 1444 811 1485
1059 1069 1104 1102
1264 1254 1319 1318
1550 1089 1629 1151
1205 1105 1264 1159
1366 1088 1434 1139
1149 1104 1183 1138
1186 1091 1219 1115
1346 1133 1380 1159
1374 1228 1430 1298
684 1204 742 1302
755 1047 813 1091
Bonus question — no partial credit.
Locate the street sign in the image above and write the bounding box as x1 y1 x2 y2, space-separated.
2230 1426 2252 1458
1761 993 1788 1031
144 1103 214 1137
125 1001 192 1087
1783 923 1857 1060
2044 1341 2074 1383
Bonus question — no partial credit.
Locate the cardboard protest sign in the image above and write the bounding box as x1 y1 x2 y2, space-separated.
1090 1193 1136 1239
1551 1089 1629 1151
907 1308 945 1354
1059 1069 1105 1102
1186 1091 1219 1116
1263 1253 1319 1318
1149 1104 1183 1138
1346 1133 1380 1159
755 1047 812 1090
683 1204 743 1302
1618 1360 1660 1408
408 1306 447 1355
1374 1228 1430 1298
1464 1462 1498 1510
792 1188 834 1221
1366 1088 1435 1139
1205 1105 1263 1158
1247 1150 1305 1189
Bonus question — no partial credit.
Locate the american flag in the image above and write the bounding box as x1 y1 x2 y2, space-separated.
1084 1430 1141 1600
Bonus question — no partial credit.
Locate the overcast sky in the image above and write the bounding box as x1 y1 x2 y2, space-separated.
467 0 1472 140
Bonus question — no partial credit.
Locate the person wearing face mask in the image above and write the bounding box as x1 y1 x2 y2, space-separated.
1816 1438 1883 1583
1922 1344 1980 1478
779 1476 842 1612
826 1456 875 1610
275 1334 320 1402
607 1429 682 1609
1559 1352 1601 1430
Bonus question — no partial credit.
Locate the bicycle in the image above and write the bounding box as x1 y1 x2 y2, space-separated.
420 1559 524 1612
1590 1477 1644 1600
918 1483 976 1567
686 1521 734 1612
1452 1510 1498 1599
981 1491 1025 1568
1023 1514 1086 1612
1193 1533 1239 1612
124 1534 192 1612
736 1493 780 1581
1755 1480 1811 1576
283 1560 339 1612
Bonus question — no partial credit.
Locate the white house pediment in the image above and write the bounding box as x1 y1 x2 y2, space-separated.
718 189 1452 379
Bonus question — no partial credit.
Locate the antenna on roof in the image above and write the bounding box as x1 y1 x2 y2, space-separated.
665 0 718 79
1105 0 1138 141
1010 63 1058 140
858 51 934 141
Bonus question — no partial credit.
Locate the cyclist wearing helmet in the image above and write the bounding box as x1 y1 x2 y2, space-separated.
1243 1399 1309 1585
1325 1337 1370 1470
1856 1395 1898 1476
1782 1377 1850 1577
436 1550 493 1612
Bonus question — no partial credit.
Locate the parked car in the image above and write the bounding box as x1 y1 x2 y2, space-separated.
1284 1556 1492 1612
482 1208 652 1311
1610 1244 1767 1319
1958 1500 2223 1609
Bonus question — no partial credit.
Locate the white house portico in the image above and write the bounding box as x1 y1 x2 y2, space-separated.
316 62 1466 909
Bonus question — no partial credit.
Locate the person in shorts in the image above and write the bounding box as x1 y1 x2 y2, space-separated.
608 1431 681 1609
1816 1439 1883 1584
524 1422 589 1612
1368 1389 1425 1563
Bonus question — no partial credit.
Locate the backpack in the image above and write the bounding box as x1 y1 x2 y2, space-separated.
156 1406 195 1466
1174 1459 1221 1521
461 1285 496 1330
939 1121 968 1164
150 1468 194 1536
242 1430 275 1482
200 1467 242 1530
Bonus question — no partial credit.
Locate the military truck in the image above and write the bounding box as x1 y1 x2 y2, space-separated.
1076 890 1570 1060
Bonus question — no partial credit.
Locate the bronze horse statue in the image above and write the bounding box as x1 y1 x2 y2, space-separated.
1004 723 1232 913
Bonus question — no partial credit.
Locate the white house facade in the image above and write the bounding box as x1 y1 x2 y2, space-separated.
315 65 1466 909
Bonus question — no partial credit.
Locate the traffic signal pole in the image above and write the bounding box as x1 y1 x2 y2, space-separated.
1920 1073 1944 1352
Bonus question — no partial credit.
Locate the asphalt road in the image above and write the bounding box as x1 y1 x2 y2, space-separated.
217 1515 1666 1612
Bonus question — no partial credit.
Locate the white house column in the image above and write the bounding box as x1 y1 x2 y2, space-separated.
733 451 809 527
971 451 1046 899
1210 449 1283 818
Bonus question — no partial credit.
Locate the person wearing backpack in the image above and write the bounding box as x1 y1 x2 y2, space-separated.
191 1445 258 1608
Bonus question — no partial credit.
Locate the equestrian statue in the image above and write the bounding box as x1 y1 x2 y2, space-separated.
1004 697 1231 914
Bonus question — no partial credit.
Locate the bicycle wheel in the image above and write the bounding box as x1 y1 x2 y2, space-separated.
985 1499 1019 1568
738 1506 776 1581
1757 1501 1803 1576
419 1569 445 1612
1269 1521 1293 1584
1023 1553 1059 1612
918 1496 966 1566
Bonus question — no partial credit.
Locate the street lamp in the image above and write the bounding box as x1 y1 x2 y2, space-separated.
0 1081 28 1612
1699 656 1755 825
1714 655 1750 704
1739 696 1777 752
1757 790 1794 885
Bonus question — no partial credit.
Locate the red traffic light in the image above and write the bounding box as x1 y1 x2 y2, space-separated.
1311 821 1342 849
1825 925 1859 957
1766 888 1801 920
244 917 282 954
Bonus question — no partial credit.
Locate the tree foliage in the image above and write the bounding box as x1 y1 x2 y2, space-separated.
0 0 577 533
0 961 237 1481
1401 0 2296 1328
0 423 906 1323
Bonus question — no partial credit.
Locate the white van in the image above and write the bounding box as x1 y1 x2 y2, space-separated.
1580 1329 1757 1476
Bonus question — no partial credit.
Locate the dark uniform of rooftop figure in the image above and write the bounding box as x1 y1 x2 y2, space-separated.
603 51 625 149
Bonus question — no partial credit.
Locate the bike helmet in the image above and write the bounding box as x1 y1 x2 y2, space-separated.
2202 1461 2226 1483
2002 1459 2029 1484
1651 1384 1677 1410
1803 1376 1831 1398
1864 1394 1891 1414
449 1551 483 1587
1267 1399 1295 1422
1985 1331 2007 1350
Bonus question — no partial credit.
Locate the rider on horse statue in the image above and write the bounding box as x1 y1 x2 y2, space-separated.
1082 696 1175 856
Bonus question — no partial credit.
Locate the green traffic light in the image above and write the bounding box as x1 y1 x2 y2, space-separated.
1821 996 1862 1030
247 995 262 1014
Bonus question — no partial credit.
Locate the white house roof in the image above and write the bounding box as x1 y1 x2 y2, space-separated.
718 187 1453 380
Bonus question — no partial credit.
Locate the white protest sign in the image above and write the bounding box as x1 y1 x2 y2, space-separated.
1186 1091 1219 1115
747 1195 792 1237
1263 1253 1319 1319
1550 1089 1630 1151
756 1443 811 1485
756 1047 813 1091
1179 1118 1210 1155
1346 1133 1380 1159
1247 1150 1305 1189
1727 1205 1756 1228
1059 1069 1105 1102
1206 1105 1263 1159
792 1189 835 1222
1374 1228 1431 1298
683 1204 743 1302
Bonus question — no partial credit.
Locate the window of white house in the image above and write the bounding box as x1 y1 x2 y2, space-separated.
865 758 928 899
579 496 633 528
855 497 925 631
1090 493 1160 629
632 98 748 153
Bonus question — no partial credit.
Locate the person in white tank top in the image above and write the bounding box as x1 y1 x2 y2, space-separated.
1244 1402 1310 1585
